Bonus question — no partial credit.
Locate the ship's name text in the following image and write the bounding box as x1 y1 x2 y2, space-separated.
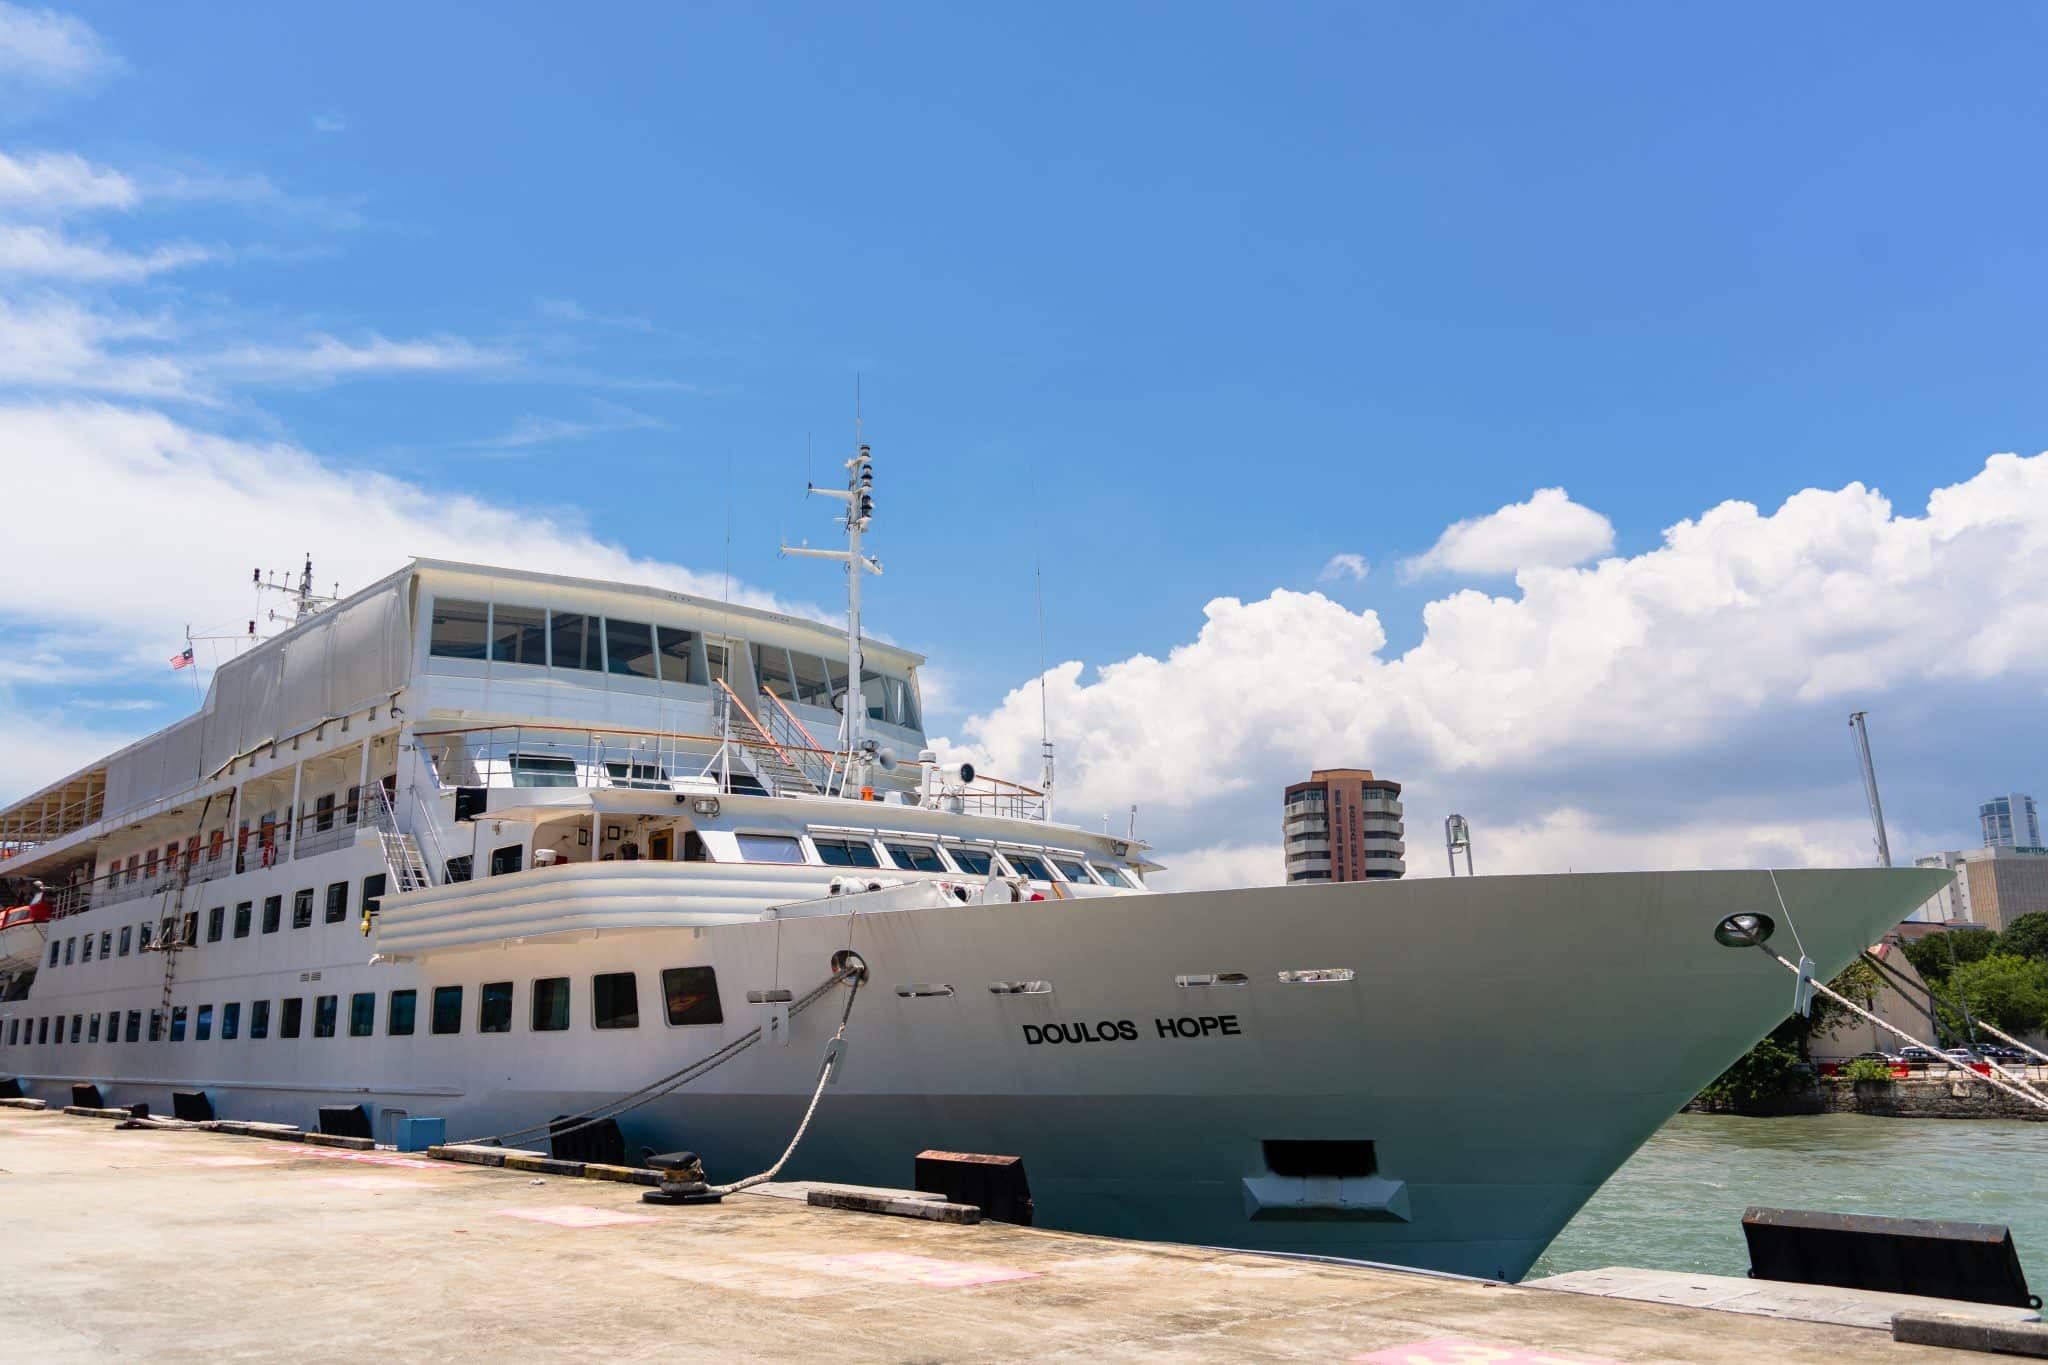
1020 1015 1242 1046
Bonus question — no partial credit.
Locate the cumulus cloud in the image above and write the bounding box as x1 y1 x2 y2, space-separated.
1401 486 1615 579
0 400 811 673
0 149 136 211
0 3 118 90
1318 552 1369 584
0 223 209 281
950 457 2048 887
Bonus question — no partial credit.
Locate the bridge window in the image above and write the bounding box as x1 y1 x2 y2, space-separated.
753 644 797 700
605 618 659 679
947 847 995 876
490 603 548 666
479 981 513 1033
662 966 723 1027
549 611 601 671
736 833 804 864
813 837 881 869
1005 852 1053 881
791 651 834 706
1052 858 1093 883
429 598 490 660
431 985 463 1034
1090 864 1133 888
593 972 638 1029
656 624 703 685
885 843 945 873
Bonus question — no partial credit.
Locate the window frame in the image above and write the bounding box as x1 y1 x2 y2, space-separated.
530 976 571 1032
431 985 464 1035
324 881 349 924
349 992 375 1037
478 980 514 1034
389 989 417 1036
592 971 639 1030
313 994 338 1039
661 965 725 1028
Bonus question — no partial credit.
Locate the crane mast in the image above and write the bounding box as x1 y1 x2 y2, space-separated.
1848 710 1892 868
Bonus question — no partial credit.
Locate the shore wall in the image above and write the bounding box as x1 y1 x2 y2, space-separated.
1690 1076 2048 1121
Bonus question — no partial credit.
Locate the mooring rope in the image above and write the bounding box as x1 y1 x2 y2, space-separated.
1858 948 2048 1102
709 967 863 1195
1736 931 2048 1113
451 961 864 1149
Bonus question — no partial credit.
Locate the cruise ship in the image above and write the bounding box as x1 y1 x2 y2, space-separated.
0 445 1947 1281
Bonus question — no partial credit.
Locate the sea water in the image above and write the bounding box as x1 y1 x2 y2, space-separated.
1532 1112 2048 1289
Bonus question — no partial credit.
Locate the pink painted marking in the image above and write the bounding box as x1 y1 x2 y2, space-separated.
319 1175 419 1191
1353 1339 1619 1365
797 1250 1039 1289
496 1204 659 1229
185 1155 279 1167
289 1146 447 1170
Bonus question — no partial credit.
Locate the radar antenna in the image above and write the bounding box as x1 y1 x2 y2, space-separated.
254 555 340 626
781 421 883 793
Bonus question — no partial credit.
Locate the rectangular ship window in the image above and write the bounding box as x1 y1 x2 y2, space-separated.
88 1014 100 1043
431 986 463 1034
119 926 131 956
196 1005 213 1041
490 603 547 666
313 995 338 1038
886 842 945 872
349 993 374 1037
592 972 638 1029
222 1002 240 1040
104 1009 118 1040
362 874 386 921
1261 1139 1379 1179
549 611 600 671
291 889 313 929
99 930 111 957
262 896 282 933
82 935 93 963
479 981 513 1033
947 847 995 876
234 902 251 938
531 977 570 1032
325 882 348 923
490 844 524 876
604 618 658 679
207 906 225 942
38 1017 50 1044
662 966 723 1027
429 597 490 659
125 1011 140 1043
70 1014 82 1043
170 1006 187 1042
250 1000 270 1039
813 837 880 869
388 989 416 1036
736 833 804 864
280 997 303 1039
139 922 152 950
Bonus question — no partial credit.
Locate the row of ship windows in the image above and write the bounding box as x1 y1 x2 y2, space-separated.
2 966 724 1048
42 877 387 968
765 834 1135 888
427 598 921 730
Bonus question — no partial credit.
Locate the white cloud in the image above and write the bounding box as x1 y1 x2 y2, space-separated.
954 456 2048 886
0 149 136 211
0 3 117 90
1401 486 1615 579
311 110 349 135
0 294 196 401
0 400 811 680
0 223 210 281
464 406 669 451
540 296 656 332
209 333 514 383
1318 552 1369 584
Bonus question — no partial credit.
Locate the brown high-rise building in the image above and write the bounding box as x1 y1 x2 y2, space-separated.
1283 768 1405 883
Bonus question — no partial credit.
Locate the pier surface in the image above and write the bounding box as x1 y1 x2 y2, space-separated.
0 1108 2000 1361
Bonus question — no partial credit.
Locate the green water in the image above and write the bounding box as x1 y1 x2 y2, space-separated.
1531 1113 2048 1288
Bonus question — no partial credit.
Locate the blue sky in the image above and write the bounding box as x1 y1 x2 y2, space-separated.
4 4 2046 883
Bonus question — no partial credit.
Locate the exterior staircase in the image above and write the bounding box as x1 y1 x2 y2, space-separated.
716 681 825 797
368 782 434 893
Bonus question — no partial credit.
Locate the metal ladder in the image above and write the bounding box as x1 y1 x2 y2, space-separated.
716 681 821 796
367 782 433 892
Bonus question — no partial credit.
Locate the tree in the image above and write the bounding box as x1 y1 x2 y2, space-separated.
2001 911 2048 964
1698 1030 1806 1107
1938 954 2048 1038
1901 927 1999 988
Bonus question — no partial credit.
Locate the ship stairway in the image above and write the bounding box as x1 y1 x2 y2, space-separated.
379 831 433 894
716 681 827 797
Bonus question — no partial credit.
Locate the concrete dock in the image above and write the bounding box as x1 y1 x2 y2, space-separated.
0 1106 2023 1362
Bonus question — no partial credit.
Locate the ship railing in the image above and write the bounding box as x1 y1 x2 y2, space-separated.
757 687 841 791
410 721 1047 820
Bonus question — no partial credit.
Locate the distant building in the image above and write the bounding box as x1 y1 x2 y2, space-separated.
1910 852 1972 923
1980 792 2042 850
1283 768 1404 883
1955 845 2048 932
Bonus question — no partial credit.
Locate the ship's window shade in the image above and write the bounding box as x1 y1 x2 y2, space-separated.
429 598 490 660
604 619 658 679
490 603 547 666
531 977 570 1032
593 972 638 1029
479 981 513 1033
662 966 723 1027
431 985 462 1035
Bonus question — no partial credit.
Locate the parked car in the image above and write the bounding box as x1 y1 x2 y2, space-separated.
1976 1043 2031 1065
1942 1047 1981 1065
1896 1046 1944 1066
1849 1050 1902 1065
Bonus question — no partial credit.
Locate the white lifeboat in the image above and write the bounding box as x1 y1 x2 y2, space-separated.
0 897 51 975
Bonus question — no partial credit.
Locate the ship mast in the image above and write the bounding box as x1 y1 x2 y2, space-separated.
782 429 882 791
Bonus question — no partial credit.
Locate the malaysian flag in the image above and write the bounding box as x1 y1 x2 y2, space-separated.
169 647 195 671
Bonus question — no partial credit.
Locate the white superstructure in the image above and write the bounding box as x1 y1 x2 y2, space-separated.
0 448 1950 1280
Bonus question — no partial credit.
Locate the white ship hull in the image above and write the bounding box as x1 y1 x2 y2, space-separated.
2 864 1944 1281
